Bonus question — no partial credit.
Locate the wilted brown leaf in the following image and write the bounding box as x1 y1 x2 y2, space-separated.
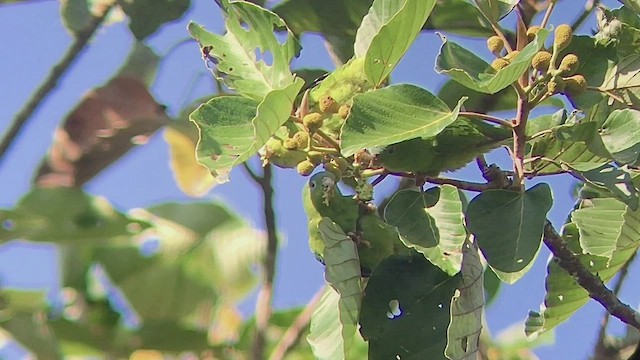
35 76 169 187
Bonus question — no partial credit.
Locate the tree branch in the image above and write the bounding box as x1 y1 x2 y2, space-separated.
269 287 324 360
511 96 530 189
246 163 280 360
0 1 116 166
458 111 513 128
543 222 640 331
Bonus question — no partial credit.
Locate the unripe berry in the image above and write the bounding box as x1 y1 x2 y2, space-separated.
331 157 350 172
487 36 504 54
504 50 520 62
553 24 573 51
318 94 339 113
338 104 351 119
296 160 316 176
564 74 587 94
547 76 566 95
323 162 342 179
527 26 541 42
306 151 324 165
303 112 324 133
558 54 580 75
283 138 298 150
531 51 552 72
491 58 509 71
292 131 309 149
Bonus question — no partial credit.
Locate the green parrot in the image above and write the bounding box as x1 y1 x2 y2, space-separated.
377 117 512 176
302 171 408 274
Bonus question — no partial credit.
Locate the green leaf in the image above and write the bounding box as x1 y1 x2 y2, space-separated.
190 81 303 182
470 0 518 23
117 42 159 86
525 221 638 337
445 240 484 360
188 1 300 101
619 0 640 15
425 0 494 37
384 186 466 276
435 29 549 94
2 313 61 359
600 108 640 166
1 289 48 313
308 218 362 359
340 84 466 157
0 188 147 243
308 286 362 360
563 162 638 210
354 0 436 86
60 0 123 34
117 0 190 40
466 184 553 283
359 255 461 360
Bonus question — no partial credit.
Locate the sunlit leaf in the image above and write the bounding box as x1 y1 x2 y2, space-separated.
384 186 466 275
445 240 484 360
341 84 466 157
436 30 549 94
562 162 638 210
354 0 436 86
470 0 518 23
600 108 640 166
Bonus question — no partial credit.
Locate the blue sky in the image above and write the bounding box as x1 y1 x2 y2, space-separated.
0 0 637 358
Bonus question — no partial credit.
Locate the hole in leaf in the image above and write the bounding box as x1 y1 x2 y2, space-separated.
461 336 468 352
386 299 402 319
2 219 14 231
254 48 274 66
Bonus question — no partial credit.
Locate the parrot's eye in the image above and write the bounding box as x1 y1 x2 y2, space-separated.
386 146 395 155
310 182 316 189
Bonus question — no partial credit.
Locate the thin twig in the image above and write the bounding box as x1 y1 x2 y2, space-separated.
540 0 557 29
269 287 325 360
459 111 513 128
593 252 637 358
0 1 116 166
572 0 600 31
543 222 640 331
423 176 497 192
246 163 280 360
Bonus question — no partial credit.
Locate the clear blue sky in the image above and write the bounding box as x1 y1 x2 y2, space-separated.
0 0 636 358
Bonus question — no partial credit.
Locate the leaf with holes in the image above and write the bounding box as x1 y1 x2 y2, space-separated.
188 1 300 101
436 29 549 94
446 240 484 360
384 186 467 276
525 221 639 337
340 84 465 157
307 219 362 360
466 184 552 283
354 0 436 86
359 255 461 360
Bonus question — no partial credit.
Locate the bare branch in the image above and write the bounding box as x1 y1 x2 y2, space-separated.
543 222 640 331
0 1 117 166
247 164 281 360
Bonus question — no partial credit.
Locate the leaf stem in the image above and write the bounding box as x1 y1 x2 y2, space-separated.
540 0 557 29
245 163 280 360
268 287 325 360
0 0 116 167
543 222 640 331
491 23 514 53
459 111 513 128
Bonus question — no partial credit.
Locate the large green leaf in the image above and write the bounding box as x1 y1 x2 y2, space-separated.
118 0 190 40
340 84 466 157
600 109 640 166
307 218 363 359
384 186 466 276
563 162 638 210
0 188 147 243
435 29 549 94
189 1 300 101
359 255 461 360
445 240 484 360
466 184 553 283
190 81 303 181
354 0 436 86
525 221 639 337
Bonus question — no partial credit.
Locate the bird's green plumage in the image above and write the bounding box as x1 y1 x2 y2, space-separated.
303 171 409 274
378 118 512 176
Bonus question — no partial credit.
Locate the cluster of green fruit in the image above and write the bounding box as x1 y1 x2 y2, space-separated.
489 24 586 99
260 94 352 178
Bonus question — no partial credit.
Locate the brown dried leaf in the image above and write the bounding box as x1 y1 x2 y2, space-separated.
35 76 169 187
